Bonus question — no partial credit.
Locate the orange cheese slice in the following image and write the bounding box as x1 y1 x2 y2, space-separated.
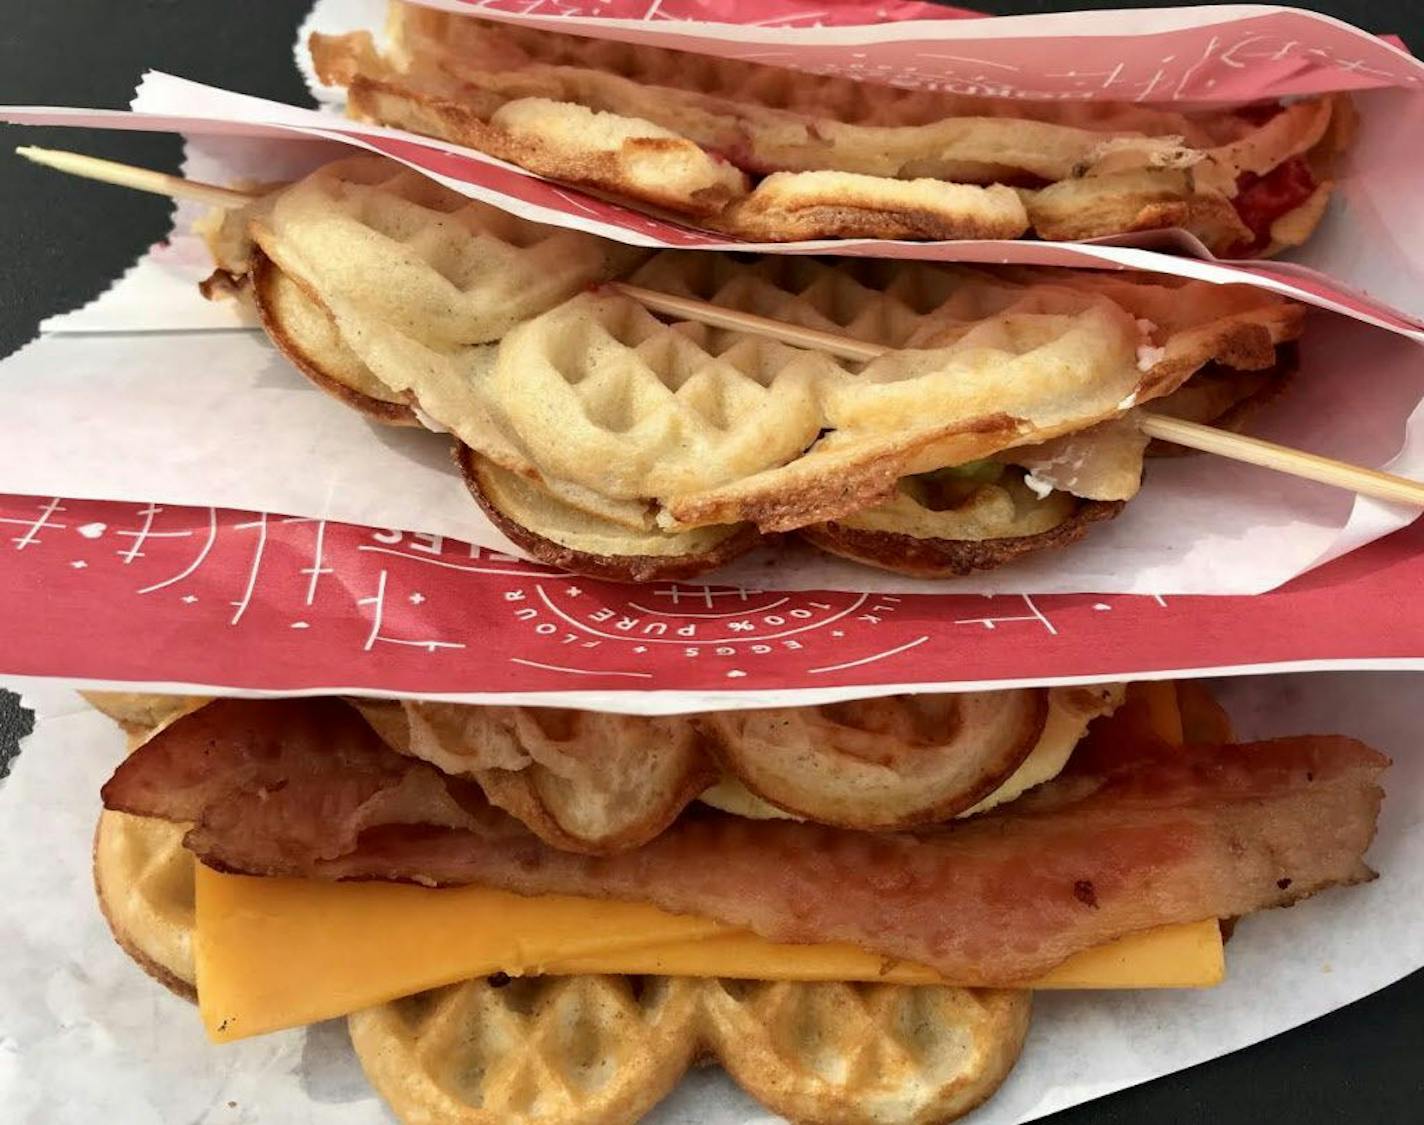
195 868 1225 1042
1143 680 1186 745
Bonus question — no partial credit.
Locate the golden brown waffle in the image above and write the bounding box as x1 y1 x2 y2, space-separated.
206 158 1303 581
352 697 720 855
233 155 647 470
93 809 197 1001
722 170 1028 242
350 975 1031 1125
308 4 1349 252
353 685 1121 850
700 689 1048 828
798 465 1125 579
81 691 212 736
250 250 419 425
248 153 645 348
88 698 204 998
485 257 1299 533
457 446 765 584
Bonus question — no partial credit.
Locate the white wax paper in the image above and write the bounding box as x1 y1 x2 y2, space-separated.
0 671 1419 1123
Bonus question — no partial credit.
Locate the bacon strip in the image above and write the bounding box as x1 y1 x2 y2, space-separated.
102 698 1387 984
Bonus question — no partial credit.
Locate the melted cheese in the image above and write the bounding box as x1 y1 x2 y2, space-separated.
195 867 1224 1043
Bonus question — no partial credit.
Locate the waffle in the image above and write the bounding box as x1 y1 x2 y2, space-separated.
314 30 749 220
242 155 648 471
308 4 1349 252
205 158 1304 581
250 154 645 350
602 261 1300 531
724 170 1029 241
91 803 1031 1125
250 249 419 425
352 697 720 854
93 810 197 1000
700 688 1048 829
81 691 211 737
354 685 1121 850
457 446 765 584
206 154 644 439
799 465 1125 579
351 975 1031 1125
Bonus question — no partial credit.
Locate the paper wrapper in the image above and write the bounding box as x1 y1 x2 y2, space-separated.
3 0 1424 596
2 671 1419 1122
1 489 1421 711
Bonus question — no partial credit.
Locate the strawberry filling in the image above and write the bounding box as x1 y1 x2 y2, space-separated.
1225 156 1319 257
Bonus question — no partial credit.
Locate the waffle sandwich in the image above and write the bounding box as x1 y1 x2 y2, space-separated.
86 681 1386 1123
309 3 1354 255
201 155 1305 584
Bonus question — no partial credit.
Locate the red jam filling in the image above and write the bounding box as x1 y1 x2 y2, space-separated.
1225 156 1318 257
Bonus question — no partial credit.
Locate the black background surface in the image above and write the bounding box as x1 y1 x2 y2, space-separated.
1 2 1421 1122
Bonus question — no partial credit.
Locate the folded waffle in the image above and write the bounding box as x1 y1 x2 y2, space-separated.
204 156 1303 582
351 684 1124 852
93 804 1029 1125
309 3 1353 254
452 255 1300 531
84 685 1121 855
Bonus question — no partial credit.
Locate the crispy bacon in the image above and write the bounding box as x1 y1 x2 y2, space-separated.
102 698 1387 984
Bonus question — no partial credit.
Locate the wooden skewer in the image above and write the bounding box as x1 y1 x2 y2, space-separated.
21 147 1424 508
613 282 1424 508
612 282 885 362
1135 415 1424 507
15 145 258 208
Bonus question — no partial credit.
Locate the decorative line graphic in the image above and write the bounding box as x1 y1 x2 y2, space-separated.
360 569 467 654
137 506 218 595
358 544 554 578
116 504 193 564
282 516 332 606
510 657 653 679
809 635 931 675
648 585 762 608
229 513 269 626
956 594 1058 635
3 497 66 551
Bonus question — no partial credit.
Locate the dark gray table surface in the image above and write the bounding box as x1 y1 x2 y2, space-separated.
1 2 1420 1121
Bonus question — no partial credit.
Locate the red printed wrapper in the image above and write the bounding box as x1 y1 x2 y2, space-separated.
2 491 1420 711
